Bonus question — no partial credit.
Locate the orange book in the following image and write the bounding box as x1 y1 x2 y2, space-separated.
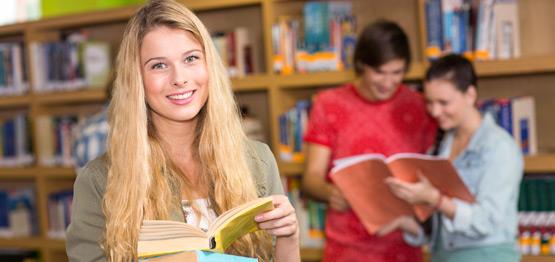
330 153 474 235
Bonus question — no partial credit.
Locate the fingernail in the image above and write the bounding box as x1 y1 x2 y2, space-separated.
255 215 262 221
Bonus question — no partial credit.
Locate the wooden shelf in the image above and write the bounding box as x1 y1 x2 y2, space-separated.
0 95 31 108
0 237 44 249
0 22 28 36
5 0 263 32
0 167 38 179
39 167 76 179
231 74 271 91
275 71 356 89
279 162 304 176
33 89 106 105
524 154 555 173
521 256 555 262
300 247 323 261
180 0 263 11
0 237 65 250
42 239 66 250
29 6 138 30
0 167 74 179
474 56 555 77
276 63 425 89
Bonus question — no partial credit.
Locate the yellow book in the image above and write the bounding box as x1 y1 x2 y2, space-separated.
138 197 274 258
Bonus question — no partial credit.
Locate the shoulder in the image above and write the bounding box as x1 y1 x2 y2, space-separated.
314 83 353 105
244 140 282 197
245 139 274 170
477 121 522 161
75 154 109 196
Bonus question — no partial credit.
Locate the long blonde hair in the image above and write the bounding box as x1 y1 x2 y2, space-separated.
103 0 271 260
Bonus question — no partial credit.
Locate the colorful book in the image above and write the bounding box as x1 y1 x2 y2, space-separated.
141 250 257 262
330 153 474 234
138 197 274 258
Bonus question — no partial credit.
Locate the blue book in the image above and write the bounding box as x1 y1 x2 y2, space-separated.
519 118 529 155
304 2 329 53
0 191 8 229
142 250 257 262
496 99 513 135
3 118 16 159
425 0 443 59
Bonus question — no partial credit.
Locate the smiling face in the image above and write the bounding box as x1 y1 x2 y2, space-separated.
140 26 209 126
357 59 406 101
424 78 476 130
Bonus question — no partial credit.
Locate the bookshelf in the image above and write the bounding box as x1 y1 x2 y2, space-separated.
0 0 552 261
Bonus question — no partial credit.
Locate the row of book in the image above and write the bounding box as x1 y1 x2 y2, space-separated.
272 1 356 74
0 43 29 96
0 112 33 167
424 0 520 60
517 176 554 255
284 177 326 248
47 189 73 239
35 114 83 167
212 28 255 78
478 96 537 155
518 211 555 255
0 185 37 238
29 32 111 93
278 100 311 163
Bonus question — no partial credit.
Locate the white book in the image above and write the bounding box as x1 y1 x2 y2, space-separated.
474 0 496 60
494 0 521 59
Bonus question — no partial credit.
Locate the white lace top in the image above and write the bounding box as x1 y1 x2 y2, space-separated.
181 198 217 232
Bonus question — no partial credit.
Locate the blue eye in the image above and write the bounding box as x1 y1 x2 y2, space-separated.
185 55 200 63
151 62 167 70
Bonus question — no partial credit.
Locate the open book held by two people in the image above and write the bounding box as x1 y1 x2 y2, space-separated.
138 197 274 260
330 153 475 235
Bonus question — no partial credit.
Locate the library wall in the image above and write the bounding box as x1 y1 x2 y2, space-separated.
0 0 553 261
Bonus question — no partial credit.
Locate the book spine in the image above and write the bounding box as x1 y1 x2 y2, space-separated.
425 0 444 59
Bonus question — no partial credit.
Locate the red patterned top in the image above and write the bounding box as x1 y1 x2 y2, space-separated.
304 83 436 262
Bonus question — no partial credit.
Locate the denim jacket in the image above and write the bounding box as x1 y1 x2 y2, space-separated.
405 113 523 251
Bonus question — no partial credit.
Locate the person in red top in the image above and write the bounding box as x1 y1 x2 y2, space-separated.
302 20 437 262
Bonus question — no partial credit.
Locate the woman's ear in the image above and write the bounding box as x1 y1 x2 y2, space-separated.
465 85 478 105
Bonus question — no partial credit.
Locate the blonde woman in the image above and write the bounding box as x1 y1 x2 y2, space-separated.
65 0 300 261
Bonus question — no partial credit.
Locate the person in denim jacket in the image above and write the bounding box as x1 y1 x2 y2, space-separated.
381 54 523 262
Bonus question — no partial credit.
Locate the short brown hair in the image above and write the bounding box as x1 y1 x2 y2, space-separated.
353 20 411 75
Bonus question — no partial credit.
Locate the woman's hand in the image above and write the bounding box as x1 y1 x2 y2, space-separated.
385 174 440 206
376 215 421 237
328 185 350 211
255 195 298 238
255 195 300 262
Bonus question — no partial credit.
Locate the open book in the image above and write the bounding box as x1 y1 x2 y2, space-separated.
138 197 274 258
330 153 474 235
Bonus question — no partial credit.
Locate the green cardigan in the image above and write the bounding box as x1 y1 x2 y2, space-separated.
65 140 284 262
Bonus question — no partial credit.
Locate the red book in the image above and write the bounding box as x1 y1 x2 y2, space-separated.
330 153 474 234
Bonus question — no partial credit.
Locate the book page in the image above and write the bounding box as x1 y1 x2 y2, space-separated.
330 158 414 235
138 220 209 258
209 197 274 252
388 154 475 221
332 153 386 173
138 235 209 258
